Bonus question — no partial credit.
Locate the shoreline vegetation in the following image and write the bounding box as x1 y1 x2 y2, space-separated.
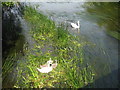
13 6 95 88
2 2 26 87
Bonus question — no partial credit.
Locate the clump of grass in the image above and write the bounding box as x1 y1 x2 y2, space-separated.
14 6 95 88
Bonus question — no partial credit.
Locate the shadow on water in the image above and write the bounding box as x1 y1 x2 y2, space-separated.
83 68 119 88
81 2 120 40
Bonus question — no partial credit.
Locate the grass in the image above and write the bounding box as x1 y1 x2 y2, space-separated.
13 6 95 88
2 34 26 88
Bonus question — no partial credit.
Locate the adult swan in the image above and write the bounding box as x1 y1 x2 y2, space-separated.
71 21 80 29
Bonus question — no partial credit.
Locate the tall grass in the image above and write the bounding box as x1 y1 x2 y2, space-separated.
14 6 95 88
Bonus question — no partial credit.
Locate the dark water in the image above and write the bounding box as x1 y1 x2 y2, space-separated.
29 2 119 88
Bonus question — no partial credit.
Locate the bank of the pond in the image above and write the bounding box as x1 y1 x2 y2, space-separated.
2 2 27 88
14 7 95 88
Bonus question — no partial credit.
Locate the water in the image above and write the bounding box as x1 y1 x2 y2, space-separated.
28 2 119 88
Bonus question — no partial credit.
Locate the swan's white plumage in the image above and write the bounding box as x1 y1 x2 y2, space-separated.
37 58 53 73
37 67 52 73
40 58 53 68
37 58 57 73
71 21 80 29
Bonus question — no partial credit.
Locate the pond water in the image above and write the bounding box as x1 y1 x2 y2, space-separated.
28 2 119 88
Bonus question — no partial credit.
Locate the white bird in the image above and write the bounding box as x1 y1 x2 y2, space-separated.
37 59 53 73
71 21 80 29
40 58 53 68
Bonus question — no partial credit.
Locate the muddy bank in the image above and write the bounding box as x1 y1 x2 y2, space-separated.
2 2 26 88
2 3 25 61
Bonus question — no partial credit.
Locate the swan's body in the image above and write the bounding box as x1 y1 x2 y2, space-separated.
37 58 53 73
37 58 57 73
37 66 52 73
40 58 53 68
40 60 57 69
71 21 80 29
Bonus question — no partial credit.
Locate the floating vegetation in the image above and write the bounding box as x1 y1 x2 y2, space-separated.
11 6 95 88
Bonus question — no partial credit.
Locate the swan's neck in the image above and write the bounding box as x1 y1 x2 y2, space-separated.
77 21 80 27
47 63 52 67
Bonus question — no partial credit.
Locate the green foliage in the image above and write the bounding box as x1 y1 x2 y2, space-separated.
2 2 14 7
14 6 95 88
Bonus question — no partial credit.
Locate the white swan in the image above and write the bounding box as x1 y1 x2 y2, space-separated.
37 59 53 73
40 58 53 68
71 21 80 29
